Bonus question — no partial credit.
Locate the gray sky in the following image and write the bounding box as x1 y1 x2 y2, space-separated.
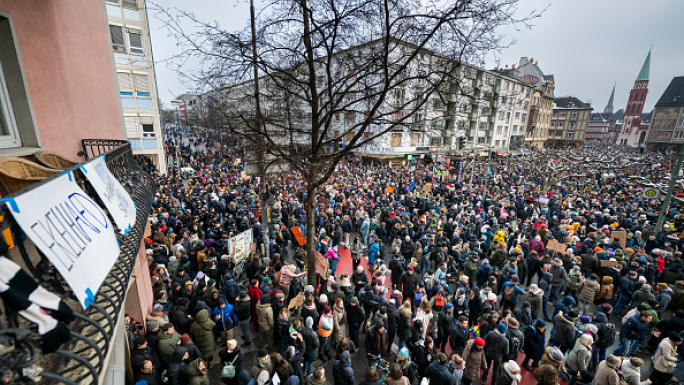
149 0 684 114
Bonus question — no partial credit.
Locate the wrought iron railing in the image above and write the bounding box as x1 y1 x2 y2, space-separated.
79 139 129 161
0 141 156 384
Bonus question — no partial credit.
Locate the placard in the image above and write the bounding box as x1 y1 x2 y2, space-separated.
315 251 329 277
290 227 306 246
228 229 253 264
423 183 433 193
611 230 627 249
5 173 119 309
539 197 550 205
546 240 567 254
81 156 136 234
600 260 619 268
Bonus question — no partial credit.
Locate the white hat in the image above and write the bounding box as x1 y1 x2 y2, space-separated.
487 292 497 301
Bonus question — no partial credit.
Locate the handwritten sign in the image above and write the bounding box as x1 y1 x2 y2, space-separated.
81 156 136 234
546 240 567 254
315 251 329 277
423 183 433 193
290 227 306 246
611 230 626 249
228 229 253 264
539 197 550 205
5 173 119 309
600 260 619 268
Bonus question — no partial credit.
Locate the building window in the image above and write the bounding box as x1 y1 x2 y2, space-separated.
0 59 21 148
122 0 138 9
570 111 578 119
675 131 684 140
521 113 527 122
481 107 490 115
479 122 488 130
567 131 575 139
569 122 576 129
512 125 518 132
110 25 126 52
495 140 500 146
496 125 502 133
391 132 402 147
430 137 441 146
128 29 144 55
478 137 486 144
141 116 155 137
515 112 520 118
524 101 528 109
106 0 120 4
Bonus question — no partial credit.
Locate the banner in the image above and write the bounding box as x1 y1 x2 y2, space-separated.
228 229 253 264
290 227 306 246
315 251 329 277
4 173 119 309
80 156 136 234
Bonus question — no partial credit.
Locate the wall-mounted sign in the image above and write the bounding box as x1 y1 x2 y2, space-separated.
643 188 659 198
80 156 136 234
4 173 119 309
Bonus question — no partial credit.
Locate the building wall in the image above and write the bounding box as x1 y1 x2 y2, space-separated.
0 0 125 158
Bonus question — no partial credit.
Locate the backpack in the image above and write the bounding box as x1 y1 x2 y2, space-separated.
503 284 515 301
523 325 535 340
221 354 239 379
509 333 522 353
597 323 617 347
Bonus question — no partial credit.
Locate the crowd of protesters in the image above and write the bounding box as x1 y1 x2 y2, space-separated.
129 132 684 385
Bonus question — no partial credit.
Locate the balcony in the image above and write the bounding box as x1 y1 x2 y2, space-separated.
0 140 156 384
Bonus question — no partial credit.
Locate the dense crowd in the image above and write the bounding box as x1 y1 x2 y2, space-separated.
130 132 684 385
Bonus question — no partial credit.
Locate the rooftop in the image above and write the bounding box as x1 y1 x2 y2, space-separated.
553 96 593 109
655 76 684 107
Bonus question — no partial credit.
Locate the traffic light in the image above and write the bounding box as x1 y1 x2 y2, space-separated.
458 137 466 149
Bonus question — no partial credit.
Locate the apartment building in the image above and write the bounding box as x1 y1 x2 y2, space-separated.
548 96 593 148
105 0 166 173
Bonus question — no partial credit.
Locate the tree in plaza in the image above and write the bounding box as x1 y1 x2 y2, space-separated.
156 0 542 285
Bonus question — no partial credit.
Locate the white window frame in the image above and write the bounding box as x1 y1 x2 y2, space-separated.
110 24 126 53
0 58 21 148
127 28 144 55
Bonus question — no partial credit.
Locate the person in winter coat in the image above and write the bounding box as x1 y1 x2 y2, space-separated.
650 333 682 385
397 300 412 350
594 355 621 385
158 323 182 366
235 292 252 347
592 311 614 369
437 303 456 352
304 367 326 385
655 283 673 314
621 357 648 385
614 311 651 357
189 308 216 362
332 350 354 385
170 298 192 335
539 346 566 378
256 294 274 350
577 274 600 314
505 318 524 361
318 306 334 361
167 346 190 385
483 323 509 382
522 319 546 370
514 301 533 327
332 298 347 346
631 284 655 309
424 352 455 385
594 275 614 305
552 310 578 353
449 316 471 356
187 358 210 385
213 298 238 345
537 272 553 320
462 337 487 384
247 279 262 326
300 317 320 375
566 266 585 301
495 360 522 385
219 340 244 385
566 334 593 374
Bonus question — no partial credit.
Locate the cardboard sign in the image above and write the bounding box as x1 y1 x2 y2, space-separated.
288 294 305 310
546 240 567 254
315 251 329 277
290 227 306 246
600 260 619 268
5 173 119 309
611 230 627 249
423 183 433 193
81 156 137 234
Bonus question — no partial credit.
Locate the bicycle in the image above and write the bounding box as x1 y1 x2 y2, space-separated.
367 354 390 382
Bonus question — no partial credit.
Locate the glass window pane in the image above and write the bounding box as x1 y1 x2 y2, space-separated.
129 32 143 54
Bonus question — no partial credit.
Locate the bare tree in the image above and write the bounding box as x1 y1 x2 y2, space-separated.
155 0 541 284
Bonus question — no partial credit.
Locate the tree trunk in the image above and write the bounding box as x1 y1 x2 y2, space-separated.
305 181 317 286
259 165 269 257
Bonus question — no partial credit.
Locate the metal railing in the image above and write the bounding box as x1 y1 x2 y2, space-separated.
0 140 156 384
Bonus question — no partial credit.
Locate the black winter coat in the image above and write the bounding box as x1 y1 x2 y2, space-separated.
167 346 189 385
424 362 455 385
523 326 546 361
332 360 354 385
484 330 509 361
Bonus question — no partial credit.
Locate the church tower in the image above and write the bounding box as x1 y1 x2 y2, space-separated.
604 83 615 114
616 49 651 146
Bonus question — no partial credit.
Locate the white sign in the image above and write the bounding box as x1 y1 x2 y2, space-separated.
539 197 550 205
228 229 253 264
81 156 137 234
643 188 659 199
5 173 120 309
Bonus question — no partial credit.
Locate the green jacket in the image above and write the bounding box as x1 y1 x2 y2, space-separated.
566 339 592 372
158 331 181 365
187 358 210 385
189 309 216 361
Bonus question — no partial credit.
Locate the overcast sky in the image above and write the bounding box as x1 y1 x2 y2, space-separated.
149 0 684 114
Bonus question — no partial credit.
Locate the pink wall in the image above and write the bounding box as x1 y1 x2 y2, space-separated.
0 0 124 159
125 240 153 328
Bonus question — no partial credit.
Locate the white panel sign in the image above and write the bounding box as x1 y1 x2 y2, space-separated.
5 173 120 309
81 156 137 234
229 229 253 264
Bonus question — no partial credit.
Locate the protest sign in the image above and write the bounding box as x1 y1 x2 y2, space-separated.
600 260 619 268
611 230 627 249
315 251 329 277
290 227 306 246
228 229 253 264
546 240 567 254
5 173 119 309
80 156 136 234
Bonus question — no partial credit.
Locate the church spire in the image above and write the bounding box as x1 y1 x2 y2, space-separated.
636 48 651 82
604 82 615 114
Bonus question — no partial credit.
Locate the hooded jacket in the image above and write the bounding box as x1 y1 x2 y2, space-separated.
257 296 274 331
595 276 614 301
189 309 216 361
462 339 487 380
187 358 210 385
552 313 576 351
566 337 592 372
484 329 509 361
168 346 189 385
577 278 600 303
158 330 182 366
631 285 655 308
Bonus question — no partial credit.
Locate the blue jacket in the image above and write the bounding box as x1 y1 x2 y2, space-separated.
212 303 237 330
368 244 380 260
501 282 526 304
621 314 646 342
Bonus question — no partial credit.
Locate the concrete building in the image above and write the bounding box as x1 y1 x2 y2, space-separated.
646 76 684 151
171 93 202 127
0 2 156 385
548 96 593 148
615 49 651 147
105 0 166 174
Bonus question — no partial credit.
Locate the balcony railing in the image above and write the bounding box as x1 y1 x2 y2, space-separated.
0 140 156 384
